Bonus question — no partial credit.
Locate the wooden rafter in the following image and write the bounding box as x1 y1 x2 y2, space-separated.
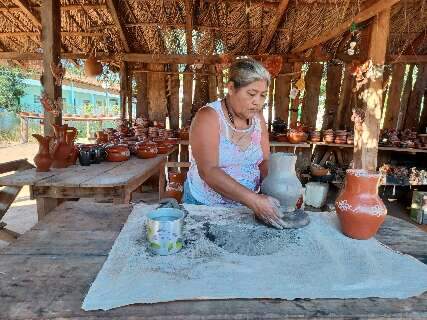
11 0 41 29
0 32 103 37
291 0 400 53
257 0 289 53
105 0 130 52
184 0 193 54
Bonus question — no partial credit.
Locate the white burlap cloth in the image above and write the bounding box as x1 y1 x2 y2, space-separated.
82 204 427 311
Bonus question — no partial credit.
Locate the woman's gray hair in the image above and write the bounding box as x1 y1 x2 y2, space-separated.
228 58 271 89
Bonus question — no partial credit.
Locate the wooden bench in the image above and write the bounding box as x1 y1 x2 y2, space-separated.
0 159 34 242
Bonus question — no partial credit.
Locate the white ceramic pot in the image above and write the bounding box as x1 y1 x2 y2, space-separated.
261 153 303 213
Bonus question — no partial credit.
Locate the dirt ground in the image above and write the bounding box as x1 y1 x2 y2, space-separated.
0 142 425 250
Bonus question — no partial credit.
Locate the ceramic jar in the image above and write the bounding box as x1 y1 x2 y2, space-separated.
335 169 387 240
287 129 308 144
261 153 304 212
135 143 158 159
51 124 73 168
165 181 184 202
169 171 187 185
105 145 130 162
32 134 53 172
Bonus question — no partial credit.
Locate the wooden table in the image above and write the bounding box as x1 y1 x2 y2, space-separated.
0 155 168 219
0 201 426 319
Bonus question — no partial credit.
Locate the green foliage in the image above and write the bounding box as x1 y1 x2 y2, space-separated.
82 103 94 115
0 66 26 113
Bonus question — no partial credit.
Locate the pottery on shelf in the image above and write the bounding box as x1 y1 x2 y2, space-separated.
169 171 187 185
105 145 130 162
135 143 157 159
32 134 53 172
261 153 304 212
335 169 387 240
287 129 308 144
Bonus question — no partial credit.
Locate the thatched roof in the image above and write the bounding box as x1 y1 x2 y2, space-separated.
0 0 426 65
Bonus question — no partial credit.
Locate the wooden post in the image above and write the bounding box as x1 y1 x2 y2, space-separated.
336 64 353 130
135 71 148 118
397 64 414 130
301 63 323 128
274 63 292 123
147 63 168 122
127 72 133 122
267 80 274 132
41 0 61 136
381 66 392 112
120 61 127 120
353 9 390 171
168 64 180 130
208 65 218 101
20 116 28 143
419 89 427 133
323 63 342 130
289 62 303 126
192 67 209 115
383 64 404 129
182 67 193 127
217 70 224 99
404 64 427 130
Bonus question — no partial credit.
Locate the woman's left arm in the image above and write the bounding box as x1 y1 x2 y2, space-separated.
258 112 270 180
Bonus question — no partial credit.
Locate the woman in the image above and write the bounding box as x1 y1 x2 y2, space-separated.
183 58 286 229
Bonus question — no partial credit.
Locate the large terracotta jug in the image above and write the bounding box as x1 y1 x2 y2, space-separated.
66 127 78 165
261 153 303 212
335 169 387 240
51 124 72 168
32 134 53 172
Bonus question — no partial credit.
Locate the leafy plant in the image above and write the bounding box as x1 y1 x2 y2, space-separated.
0 66 26 113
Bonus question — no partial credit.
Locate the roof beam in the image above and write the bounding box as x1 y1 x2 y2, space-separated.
105 0 130 52
184 0 193 54
11 0 41 29
291 0 400 53
388 55 427 64
257 0 290 53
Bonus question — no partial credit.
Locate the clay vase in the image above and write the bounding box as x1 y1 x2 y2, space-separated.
32 134 53 172
66 127 78 165
335 169 387 240
51 124 72 168
261 153 303 212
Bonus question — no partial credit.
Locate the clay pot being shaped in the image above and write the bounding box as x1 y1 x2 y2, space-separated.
32 134 53 172
105 144 130 162
261 153 303 212
51 124 73 168
335 169 387 240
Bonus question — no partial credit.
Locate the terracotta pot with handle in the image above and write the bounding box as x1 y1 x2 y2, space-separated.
33 134 53 172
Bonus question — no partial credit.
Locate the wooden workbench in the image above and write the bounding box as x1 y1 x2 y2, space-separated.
0 201 426 319
0 155 168 220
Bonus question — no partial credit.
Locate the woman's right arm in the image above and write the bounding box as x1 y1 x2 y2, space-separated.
190 107 285 229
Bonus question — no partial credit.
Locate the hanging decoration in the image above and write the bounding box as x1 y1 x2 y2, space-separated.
347 22 358 56
50 62 66 86
289 87 299 99
40 91 63 117
191 58 204 72
260 55 283 78
295 74 305 91
351 59 384 92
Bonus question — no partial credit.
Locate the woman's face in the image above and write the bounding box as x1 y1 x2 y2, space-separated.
227 80 268 119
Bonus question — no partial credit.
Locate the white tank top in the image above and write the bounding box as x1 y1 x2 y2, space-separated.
187 100 264 207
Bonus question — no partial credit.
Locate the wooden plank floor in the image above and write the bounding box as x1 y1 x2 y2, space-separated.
0 201 426 319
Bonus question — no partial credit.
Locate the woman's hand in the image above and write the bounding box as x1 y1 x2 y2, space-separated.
247 194 286 229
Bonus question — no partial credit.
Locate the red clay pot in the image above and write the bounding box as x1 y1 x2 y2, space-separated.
287 129 308 144
52 124 73 168
105 145 130 162
135 143 157 159
335 169 387 240
32 134 53 172
169 171 187 184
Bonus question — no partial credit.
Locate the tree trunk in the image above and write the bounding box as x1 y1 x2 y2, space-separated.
274 63 292 123
147 63 168 122
135 72 148 118
168 64 180 130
